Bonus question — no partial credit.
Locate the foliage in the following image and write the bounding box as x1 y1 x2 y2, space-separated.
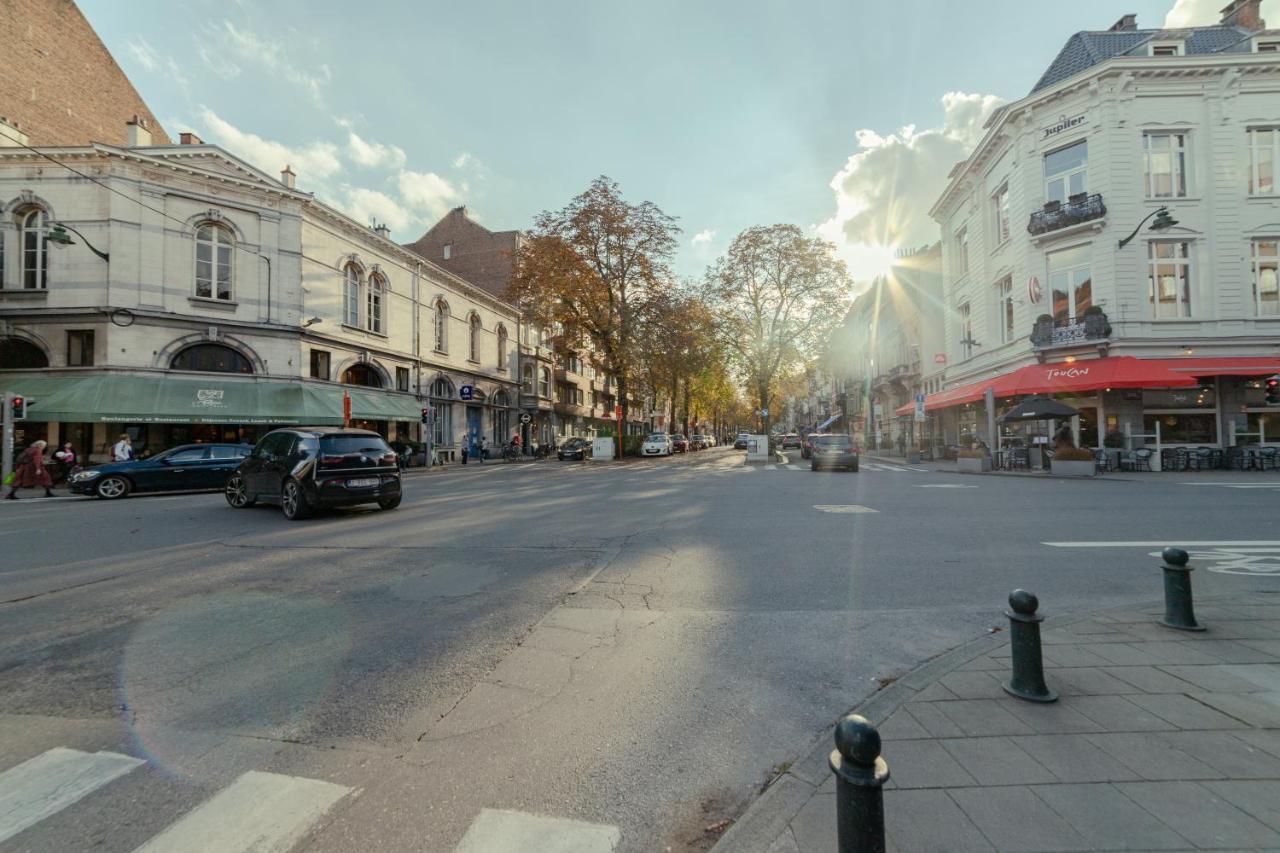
1053 447 1095 461
957 448 989 459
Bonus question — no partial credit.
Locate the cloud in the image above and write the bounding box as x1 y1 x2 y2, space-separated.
397 170 461 221
341 187 413 232
819 91 1003 280
197 107 342 179
1164 0 1279 26
453 152 473 169
691 229 716 245
198 45 241 80
346 132 407 170
126 38 189 89
217 21 332 106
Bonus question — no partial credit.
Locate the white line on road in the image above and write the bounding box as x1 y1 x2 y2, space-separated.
0 748 144 844
813 505 879 513
455 808 620 853
134 770 352 853
1044 540 1280 547
917 484 978 488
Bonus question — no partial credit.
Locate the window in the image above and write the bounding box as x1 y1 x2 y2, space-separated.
1148 241 1192 319
496 325 508 370
539 366 551 398
210 445 251 459
1047 244 1092 323
167 447 211 463
567 355 582 374
991 185 1010 245
1149 41 1183 56
195 223 233 300
959 302 973 359
396 366 410 392
1044 140 1088 204
0 338 49 369
1257 39 1280 52
342 364 382 387
343 264 360 326
66 330 94 366
170 343 253 374
1248 128 1278 195
521 363 534 395
443 244 452 260
366 273 384 333
434 300 449 352
1252 239 1280 317
468 313 481 361
995 277 1015 345
310 349 330 380
18 207 48 290
954 227 969 276
1143 132 1188 198
430 378 453 445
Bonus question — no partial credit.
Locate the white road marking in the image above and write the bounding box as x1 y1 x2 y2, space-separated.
1145 547 1280 577
916 484 977 488
1045 540 1280 547
134 770 352 853
0 748 144 843
1179 482 1280 490
455 808 620 853
813 505 878 513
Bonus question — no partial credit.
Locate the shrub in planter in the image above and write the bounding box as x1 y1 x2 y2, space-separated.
956 448 991 473
957 449 988 458
1053 447 1094 461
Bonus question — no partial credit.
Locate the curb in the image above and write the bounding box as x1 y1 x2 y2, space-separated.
861 455 1138 482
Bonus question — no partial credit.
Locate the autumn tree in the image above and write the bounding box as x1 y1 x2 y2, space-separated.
639 289 719 435
510 177 679 454
705 225 852 433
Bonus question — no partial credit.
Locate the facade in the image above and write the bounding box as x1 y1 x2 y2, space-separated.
924 0 1280 456
0 127 521 461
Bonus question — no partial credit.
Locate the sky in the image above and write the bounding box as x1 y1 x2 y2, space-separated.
80 0 1274 284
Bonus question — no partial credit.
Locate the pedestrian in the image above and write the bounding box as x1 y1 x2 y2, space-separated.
461 441 469 465
52 442 78 484
112 433 133 462
6 440 54 499
476 435 486 464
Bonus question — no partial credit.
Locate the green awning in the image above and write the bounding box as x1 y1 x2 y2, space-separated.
341 386 423 421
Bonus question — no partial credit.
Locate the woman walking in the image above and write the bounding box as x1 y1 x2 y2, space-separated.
6 440 54 499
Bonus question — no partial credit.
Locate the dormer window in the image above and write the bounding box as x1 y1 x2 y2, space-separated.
443 244 452 260
1255 38 1280 53
1149 41 1184 56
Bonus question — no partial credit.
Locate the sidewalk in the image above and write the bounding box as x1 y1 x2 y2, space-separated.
712 594 1280 853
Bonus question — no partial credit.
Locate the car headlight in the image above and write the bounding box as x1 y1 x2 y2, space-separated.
72 469 102 481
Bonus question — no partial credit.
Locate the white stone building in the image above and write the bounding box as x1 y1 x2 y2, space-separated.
0 121 521 461
925 0 1280 458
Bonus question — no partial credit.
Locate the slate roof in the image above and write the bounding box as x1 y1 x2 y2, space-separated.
1031 24 1258 93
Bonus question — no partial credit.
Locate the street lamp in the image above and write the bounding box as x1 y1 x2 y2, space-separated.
46 223 109 262
1117 207 1178 249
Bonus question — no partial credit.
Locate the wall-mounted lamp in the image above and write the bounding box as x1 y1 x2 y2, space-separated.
302 317 323 328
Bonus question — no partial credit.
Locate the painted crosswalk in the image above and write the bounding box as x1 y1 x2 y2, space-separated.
0 748 144 843
755 461 924 472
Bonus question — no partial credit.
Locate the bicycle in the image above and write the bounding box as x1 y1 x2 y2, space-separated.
502 443 521 462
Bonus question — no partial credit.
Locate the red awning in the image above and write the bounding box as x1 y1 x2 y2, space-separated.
1142 357 1280 377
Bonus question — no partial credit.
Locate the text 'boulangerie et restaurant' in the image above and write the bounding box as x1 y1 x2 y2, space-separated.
897 355 1280 459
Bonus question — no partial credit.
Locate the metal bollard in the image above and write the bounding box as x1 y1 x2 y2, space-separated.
1002 589 1058 703
829 713 890 853
1160 547 1205 632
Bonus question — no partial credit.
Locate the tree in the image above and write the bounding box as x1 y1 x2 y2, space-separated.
705 225 852 433
511 177 679 454
638 289 718 435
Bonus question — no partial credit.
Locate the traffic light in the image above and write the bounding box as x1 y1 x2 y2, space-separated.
10 395 25 421
421 406 431 425
1265 375 1280 406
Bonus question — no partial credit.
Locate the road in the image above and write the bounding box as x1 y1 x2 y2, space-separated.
0 447 1276 852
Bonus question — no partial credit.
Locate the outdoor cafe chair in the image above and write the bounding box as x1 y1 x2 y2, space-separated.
1260 447 1278 471
1093 448 1112 473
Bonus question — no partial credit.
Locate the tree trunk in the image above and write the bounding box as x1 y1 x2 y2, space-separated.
682 384 692 436
617 373 628 457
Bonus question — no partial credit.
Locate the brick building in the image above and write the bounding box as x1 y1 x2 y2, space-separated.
0 0 171 147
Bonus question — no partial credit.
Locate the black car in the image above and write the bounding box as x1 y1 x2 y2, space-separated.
69 443 252 499
557 437 593 461
226 427 402 520
809 433 859 472
733 433 750 450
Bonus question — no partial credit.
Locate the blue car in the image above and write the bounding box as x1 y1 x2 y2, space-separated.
68 443 252 499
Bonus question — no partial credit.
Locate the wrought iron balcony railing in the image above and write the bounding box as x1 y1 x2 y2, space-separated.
1027 193 1106 237
1029 311 1112 349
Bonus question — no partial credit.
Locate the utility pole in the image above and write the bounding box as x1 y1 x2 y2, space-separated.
2 391 18 487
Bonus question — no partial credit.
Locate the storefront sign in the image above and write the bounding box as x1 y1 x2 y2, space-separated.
1042 114 1084 139
193 389 226 410
459 385 474 401
934 353 946 364
1045 366 1090 381
1028 276 1042 305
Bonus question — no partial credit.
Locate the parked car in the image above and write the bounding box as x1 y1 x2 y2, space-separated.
557 437 593 461
226 427 402 520
809 433 859 472
782 433 801 448
68 443 252 499
642 433 673 456
733 433 750 450
704 435 716 447
669 434 689 452
689 434 709 450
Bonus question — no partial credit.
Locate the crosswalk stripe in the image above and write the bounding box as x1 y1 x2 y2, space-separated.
455 808 620 853
0 747 145 844
134 770 352 853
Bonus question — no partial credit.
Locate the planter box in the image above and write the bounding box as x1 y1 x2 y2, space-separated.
907 452 922 464
956 456 991 473
1051 459 1096 478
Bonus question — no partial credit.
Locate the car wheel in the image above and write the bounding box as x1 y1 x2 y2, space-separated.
850 463 859 472
280 478 312 520
377 495 402 510
225 474 255 508
96 475 130 500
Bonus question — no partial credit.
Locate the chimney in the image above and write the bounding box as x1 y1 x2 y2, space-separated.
373 221 391 240
1221 0 1264 30
0 116 28 148
179 131 203 145
280 165 296 189
126 116 152 147
1109 13 1138 31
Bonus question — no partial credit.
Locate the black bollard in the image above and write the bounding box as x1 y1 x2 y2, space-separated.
829 714 890 853
1002 589 1058 703
1160 547 1205 632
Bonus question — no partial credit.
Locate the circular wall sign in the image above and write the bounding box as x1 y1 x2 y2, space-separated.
1028 276 1043 305
519 412 533 424
110 308 136 327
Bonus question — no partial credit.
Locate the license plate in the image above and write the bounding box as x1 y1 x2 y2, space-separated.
346 477 379 488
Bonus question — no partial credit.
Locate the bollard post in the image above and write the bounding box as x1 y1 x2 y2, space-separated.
1002 589 1058 703
1160 547 1205 632
829 714 890 853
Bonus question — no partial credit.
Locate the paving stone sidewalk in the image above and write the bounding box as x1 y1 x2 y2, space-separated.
712 595 1280 853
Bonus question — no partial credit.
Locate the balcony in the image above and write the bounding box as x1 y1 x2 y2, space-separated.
1030 310 1112 351
1026 194 1106 242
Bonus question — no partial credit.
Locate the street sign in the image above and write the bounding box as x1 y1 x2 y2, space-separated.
914 393 926 422
519 412 533 425
459 385 474 401
761 408 768 417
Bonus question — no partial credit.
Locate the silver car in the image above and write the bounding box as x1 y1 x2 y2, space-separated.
808 434 859 472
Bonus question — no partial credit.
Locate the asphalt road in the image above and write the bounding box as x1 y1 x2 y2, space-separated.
0 447 1276 852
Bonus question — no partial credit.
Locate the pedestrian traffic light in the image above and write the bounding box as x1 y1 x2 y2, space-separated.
1266 375 1280 406
421 406 431 424
10 395 25 421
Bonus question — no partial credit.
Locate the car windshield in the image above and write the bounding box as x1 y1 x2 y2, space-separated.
646 434 667 442
319 435 393 455
812 435 852 448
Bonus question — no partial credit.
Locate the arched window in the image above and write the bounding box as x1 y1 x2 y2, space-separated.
431 377 454 398
468 313 481 362
434 300 449 352
170 343 253 374
521 363 534 395
343 264 360 326
496 325 508 370
0 338 50 369
539 366 551 398
18 207 48 290
367 273 385 333
342 363 382 387
195 223 233 300
493 389 511 408
429 377 454 445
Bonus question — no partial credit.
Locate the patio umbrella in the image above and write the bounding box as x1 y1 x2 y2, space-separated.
998 396 1080 422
